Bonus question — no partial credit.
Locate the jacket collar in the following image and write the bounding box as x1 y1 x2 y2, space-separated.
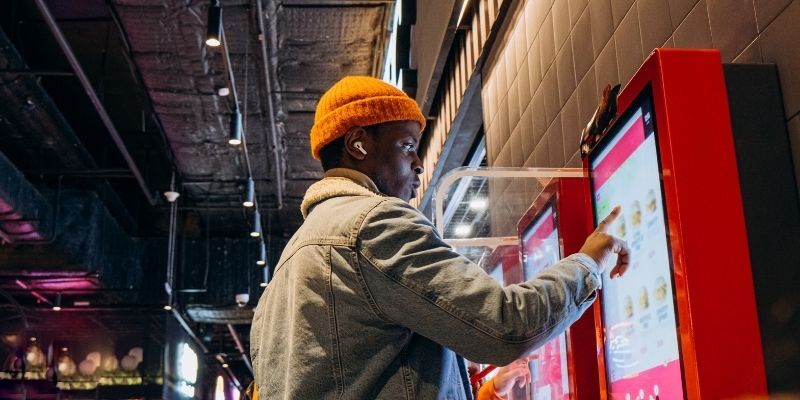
300 168 383 219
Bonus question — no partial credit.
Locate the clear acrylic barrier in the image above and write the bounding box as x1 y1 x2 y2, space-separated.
429 167 589 396
428 167 585 269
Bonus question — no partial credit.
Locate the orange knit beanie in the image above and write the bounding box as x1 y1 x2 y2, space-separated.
310 76 426 160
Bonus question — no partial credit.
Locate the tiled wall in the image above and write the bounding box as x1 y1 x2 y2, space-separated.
481 0 800 192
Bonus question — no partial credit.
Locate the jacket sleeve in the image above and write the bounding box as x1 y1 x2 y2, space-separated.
355 198 601 366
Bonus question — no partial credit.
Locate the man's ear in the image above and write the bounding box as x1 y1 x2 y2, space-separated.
343 126 369 161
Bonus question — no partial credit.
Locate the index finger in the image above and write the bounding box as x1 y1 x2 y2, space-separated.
596 206 621 233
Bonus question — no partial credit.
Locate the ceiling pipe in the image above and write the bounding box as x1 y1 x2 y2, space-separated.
165 171 178 307
219 28 241 110
227 323 254 375
32 0 159 206
256 0 284 210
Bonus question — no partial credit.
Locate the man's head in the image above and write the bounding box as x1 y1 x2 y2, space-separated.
311 76 427 201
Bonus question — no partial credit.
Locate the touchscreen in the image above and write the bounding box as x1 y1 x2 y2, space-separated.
521 204 570 399
590 93 683 399
521 205 560 276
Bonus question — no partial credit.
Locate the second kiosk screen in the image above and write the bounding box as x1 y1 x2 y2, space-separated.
521 204 570 399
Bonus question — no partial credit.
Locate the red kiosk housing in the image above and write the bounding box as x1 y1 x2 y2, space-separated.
583 49 767 399
513 178 599 400
470 245 521 388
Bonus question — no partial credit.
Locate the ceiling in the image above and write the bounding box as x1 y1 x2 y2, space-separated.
0 0 395 390
1 0 393 238
114 0 393 238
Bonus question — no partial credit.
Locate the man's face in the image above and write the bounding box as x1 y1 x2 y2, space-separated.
361 120 424 202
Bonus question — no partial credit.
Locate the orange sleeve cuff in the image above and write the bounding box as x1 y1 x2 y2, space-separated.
476 378 505 400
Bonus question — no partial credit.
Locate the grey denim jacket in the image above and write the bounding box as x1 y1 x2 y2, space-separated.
250 169 602 399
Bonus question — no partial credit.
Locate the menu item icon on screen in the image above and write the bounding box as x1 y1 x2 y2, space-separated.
631 201 642 228
639 286 650 311
654 277 668 303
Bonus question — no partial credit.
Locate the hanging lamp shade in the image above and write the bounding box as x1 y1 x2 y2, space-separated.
260 267 271 287
250 209 262 238
243 177 255 207
229 109 242 145
256 240 266 265
206 0 222 47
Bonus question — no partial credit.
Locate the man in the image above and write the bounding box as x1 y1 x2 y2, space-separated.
250 76 628 399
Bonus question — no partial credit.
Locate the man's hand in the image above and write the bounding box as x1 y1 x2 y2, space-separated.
579 206 630 278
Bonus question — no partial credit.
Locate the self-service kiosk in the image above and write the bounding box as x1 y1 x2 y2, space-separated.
584 49 775 399
442 48 798 394
515 178 599 400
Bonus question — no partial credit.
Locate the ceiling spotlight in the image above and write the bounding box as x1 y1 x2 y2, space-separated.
454 224 471 237
469 198 487 210
52 293 62 311
250 209 262 238
221 363 229 369
163 305 173 311
217 87 230 96
228 109 242 145
206 0 222 47
256 241 266 266
243 177 255 208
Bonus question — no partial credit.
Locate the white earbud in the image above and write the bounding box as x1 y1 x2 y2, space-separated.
354 141 368 155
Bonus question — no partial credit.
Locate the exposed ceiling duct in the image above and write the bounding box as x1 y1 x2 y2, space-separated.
0 150 53 242
0 157 142 290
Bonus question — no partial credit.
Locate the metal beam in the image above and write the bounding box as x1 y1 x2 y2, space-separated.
171 308 210 354
32 0 159 206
